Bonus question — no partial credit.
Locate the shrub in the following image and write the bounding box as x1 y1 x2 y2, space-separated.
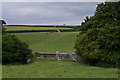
75 25 120 67
2 33 33 64
75 2 120 68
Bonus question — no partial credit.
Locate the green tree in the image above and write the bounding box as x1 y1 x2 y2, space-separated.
75 2 120 67
2 33 33 64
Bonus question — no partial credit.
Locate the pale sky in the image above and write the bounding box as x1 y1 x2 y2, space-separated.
2 2 99 25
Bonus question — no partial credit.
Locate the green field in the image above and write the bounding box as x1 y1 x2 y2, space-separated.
2 58 118 78
2 32 119 78
13 32 79 53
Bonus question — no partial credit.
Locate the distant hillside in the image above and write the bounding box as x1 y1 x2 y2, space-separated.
4 25 79 33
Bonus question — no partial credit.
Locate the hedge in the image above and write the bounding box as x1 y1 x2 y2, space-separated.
5 25 80 28
6 29 76 33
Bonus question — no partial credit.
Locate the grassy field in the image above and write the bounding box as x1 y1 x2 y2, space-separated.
2 32 119 78
13 32 79 53
4 26 72 31
2 58 118 78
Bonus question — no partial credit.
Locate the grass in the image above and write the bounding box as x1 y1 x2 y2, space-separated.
2 31 119 78
2 58 118 78
13 32 79 53
4 26 72 31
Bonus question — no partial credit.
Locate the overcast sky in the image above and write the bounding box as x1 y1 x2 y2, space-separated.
2 2 99 25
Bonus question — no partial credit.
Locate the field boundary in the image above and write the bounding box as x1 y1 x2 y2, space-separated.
6 29 76 33
5 25 80 28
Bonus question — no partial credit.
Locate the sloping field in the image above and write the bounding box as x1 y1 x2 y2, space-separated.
4 26 72 31
2 32 119 78
14 32 79 53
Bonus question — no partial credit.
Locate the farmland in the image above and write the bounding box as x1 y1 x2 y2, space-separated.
13 32 79 53
2 58 118 78
2 2 120 78
4 26 72 31
2 26 119 78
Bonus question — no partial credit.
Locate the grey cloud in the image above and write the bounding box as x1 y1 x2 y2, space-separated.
2 2 99 25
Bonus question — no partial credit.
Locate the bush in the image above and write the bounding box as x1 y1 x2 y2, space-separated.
2 33 33 64
75 25 120 67
75 2 120 68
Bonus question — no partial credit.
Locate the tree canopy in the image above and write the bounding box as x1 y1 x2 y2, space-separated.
75 2 120 67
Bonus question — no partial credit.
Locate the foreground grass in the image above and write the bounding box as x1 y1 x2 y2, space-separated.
14 32 79 53
2 58 118 78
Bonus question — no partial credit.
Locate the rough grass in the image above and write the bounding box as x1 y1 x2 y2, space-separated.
2 32 119 78
2 58 118 78
13 32 79 53
4 26 72 31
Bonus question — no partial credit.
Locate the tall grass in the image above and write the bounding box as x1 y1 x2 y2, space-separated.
2 58 118 78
